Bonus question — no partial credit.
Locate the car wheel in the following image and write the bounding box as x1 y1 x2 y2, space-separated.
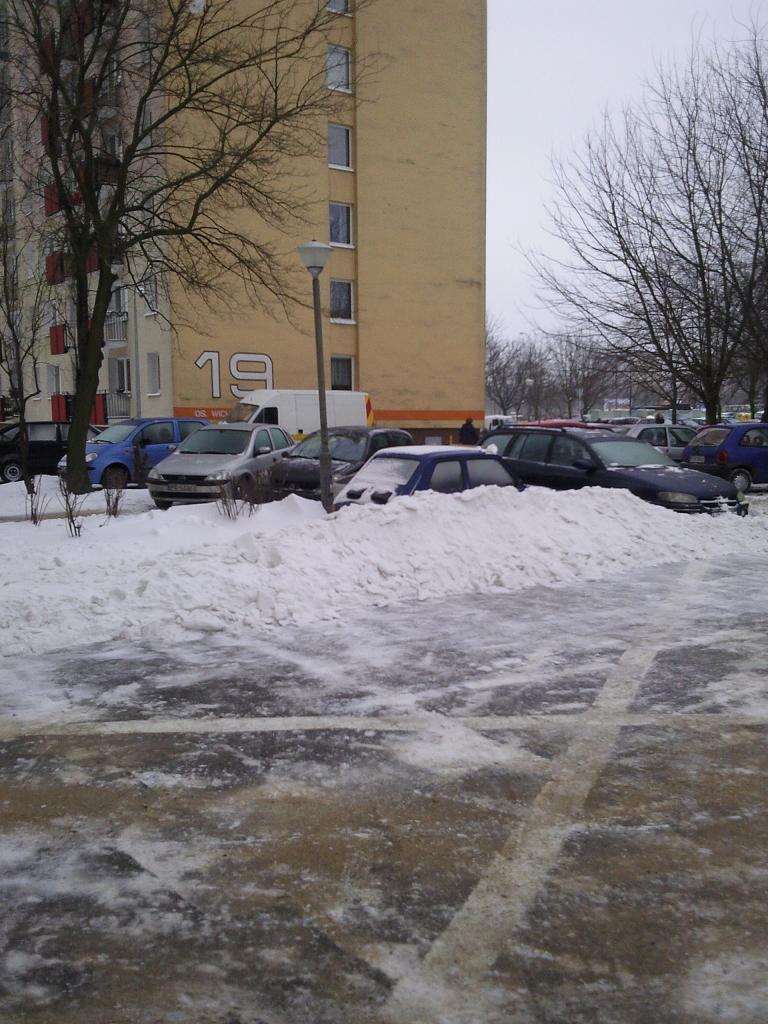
153 500 172 510
102 465 129 490
1 460 22 484
729 467 752 493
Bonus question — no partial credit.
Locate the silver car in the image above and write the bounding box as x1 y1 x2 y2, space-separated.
147 423 293 508
622 422 699 461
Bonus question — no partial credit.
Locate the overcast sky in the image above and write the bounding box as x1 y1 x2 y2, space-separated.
486 0 763 338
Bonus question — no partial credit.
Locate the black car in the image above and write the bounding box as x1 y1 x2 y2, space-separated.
481 426 749 515
272 426 413 500
0 421 100 483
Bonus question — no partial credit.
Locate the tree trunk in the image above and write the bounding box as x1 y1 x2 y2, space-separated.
704 395 719 425
762 380 768 422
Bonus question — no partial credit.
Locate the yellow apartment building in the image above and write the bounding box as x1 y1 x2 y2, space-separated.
6 1 486 441
169 0 487 441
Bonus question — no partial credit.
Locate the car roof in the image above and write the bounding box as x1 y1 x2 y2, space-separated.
196 421 264 431
374 445 483 457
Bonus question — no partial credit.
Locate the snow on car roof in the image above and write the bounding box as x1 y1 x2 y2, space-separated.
373 445 484 456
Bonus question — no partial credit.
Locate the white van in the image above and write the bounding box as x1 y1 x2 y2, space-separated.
226 389 373 439
484 414 516 432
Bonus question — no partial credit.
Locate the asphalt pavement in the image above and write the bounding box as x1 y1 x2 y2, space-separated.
1 549 767 1024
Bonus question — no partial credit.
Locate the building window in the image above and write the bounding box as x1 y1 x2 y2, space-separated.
327 0 350 14
331 356 353 391
141 273 158 313
147 352 161 394
46 363 61 397
328 124 352 168
329 202 353 245
327 45 351 91
330 279 354 321
109 356 132 393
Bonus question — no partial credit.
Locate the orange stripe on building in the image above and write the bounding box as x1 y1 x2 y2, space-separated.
375 409 485 422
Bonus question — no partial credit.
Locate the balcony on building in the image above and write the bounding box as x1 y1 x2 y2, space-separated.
104 309 128 348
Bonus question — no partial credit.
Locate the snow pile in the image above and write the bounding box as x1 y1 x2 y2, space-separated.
1 486 765 657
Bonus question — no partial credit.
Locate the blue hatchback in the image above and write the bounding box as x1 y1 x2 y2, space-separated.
682 422 768 493
334 445 524 507
58 417 208 488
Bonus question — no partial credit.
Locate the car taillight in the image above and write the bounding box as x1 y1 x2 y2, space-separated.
716 450 729 464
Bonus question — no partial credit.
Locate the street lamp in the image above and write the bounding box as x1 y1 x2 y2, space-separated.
524 377 534 420
297 240 333 512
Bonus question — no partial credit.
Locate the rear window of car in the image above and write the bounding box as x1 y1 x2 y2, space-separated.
466 458 515 487
690 428 730 447
349 456 418 489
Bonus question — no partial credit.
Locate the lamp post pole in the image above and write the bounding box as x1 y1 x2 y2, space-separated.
298 240 333 512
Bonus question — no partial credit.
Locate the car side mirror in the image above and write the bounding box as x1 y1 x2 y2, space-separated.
573 458 596 472
256 446 271 455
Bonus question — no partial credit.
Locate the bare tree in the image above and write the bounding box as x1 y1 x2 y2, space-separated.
531 35 768 424
548 332 612 418
4 0 374 490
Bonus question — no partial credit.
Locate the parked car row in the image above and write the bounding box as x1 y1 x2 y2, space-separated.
2 413 763 523
480 425 748 515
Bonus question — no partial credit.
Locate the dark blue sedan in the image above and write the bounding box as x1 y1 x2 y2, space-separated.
481 427 748 515
334 446 524 508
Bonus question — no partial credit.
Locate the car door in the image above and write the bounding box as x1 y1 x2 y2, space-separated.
636 426 669 456
667 426 696 461
136 421 176 470
27 423 60 474
247 428 283 471
502 431 555 486
738 427 768 483
545 434 598 489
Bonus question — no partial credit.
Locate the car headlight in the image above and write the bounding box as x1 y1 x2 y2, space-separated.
205 471 231 482
657 491 698 504
148 467 162 481
85 452 98 463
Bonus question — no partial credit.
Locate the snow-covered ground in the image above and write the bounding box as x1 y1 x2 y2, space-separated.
1 483 766 659
0 475 154 519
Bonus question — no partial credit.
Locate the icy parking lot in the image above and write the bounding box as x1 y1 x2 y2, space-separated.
1 500 768 1022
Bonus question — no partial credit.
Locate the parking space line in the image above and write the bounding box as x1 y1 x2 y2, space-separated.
381 561 708 1024
1 707 765 743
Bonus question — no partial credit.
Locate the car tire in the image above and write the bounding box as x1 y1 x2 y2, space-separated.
1 460 23 484
153 500 172 510
729 467 752 493
102 465 129 490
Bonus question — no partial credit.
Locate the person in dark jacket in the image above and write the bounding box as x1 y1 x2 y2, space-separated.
458 418 480 444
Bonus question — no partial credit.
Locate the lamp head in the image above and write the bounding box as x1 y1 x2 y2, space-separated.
297 240 333 276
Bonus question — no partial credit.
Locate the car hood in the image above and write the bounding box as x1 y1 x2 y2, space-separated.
153 452 243 476
274 456 359 483
604 464 737 497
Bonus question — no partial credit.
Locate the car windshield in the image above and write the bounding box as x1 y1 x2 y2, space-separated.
179 428 250 455
92 422 138 443
590 439 675 468
346 456 418 490
290 431 368 462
